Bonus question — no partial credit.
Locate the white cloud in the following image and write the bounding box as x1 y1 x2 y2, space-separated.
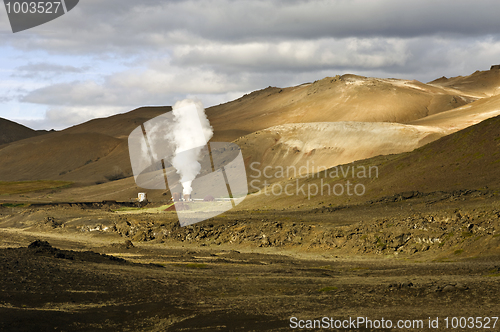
22 64 252 107
13 105 130 130
45 105 129 128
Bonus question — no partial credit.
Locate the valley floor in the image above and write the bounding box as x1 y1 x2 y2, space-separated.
0 193 499 331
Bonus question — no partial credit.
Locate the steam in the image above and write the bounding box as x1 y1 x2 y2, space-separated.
170 99 213 195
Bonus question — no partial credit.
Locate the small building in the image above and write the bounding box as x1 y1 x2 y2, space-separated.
138 193 147 203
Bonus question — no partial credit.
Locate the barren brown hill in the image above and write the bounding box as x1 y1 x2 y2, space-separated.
22 113 500 204
237 122 445 189
228 73 500 191
0 107 170 184
207 74 474 141
0 118 43 145
236 88 500 191
239 114 500 210
408 93 500 133
0 74 471 185
0 70 494 193
0 132 122 183
224 70 500 192
428 65 500 97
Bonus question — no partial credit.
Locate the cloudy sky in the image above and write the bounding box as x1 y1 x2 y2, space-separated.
1 0 500 130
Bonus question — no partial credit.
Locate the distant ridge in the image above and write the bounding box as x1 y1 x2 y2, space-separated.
206 74 473 141
428 65 500 97
0 118 43 145
0 106 171 185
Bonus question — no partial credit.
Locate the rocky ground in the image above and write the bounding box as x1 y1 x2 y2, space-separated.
0 190 499 331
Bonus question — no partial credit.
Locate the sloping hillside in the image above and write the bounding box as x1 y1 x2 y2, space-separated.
0 132 123 183
239 115 500 210
408 94 500 133
237 122 445 189
0 107 170 184
428 65 500 97
0 118 43 145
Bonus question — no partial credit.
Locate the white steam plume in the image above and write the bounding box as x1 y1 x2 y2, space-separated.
170 99 213 195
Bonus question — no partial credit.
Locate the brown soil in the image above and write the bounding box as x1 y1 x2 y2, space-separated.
1 192 499 331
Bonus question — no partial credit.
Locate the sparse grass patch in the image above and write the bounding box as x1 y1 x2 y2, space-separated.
395 163 407 170
318 265 334 270
432 258 454 262
318 286 338 292
112 207 142 212
439 232 455 247
185 263 208 269
174 263 208 269
453 249 464 255
1 203 28 208
376 236 387 249
0 180 73 195
486 271 500 277
350 267 369 271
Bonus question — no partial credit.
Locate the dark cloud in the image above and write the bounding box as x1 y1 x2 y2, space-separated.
3 0 500 129
3 0 500 54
